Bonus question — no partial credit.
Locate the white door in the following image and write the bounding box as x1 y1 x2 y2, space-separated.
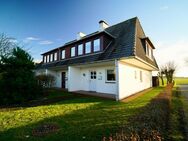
89 70 97 91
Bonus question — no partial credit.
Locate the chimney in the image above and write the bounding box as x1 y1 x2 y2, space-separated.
99 20 109 31
77 32 86 40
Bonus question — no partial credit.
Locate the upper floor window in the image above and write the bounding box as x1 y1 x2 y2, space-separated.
85 41 91 54
54 52 57 61
71 47 75 57
61 50 65 59
50 54 53 62
146 43 153 59
47 55 50 63
78 44 83 55
43 56 46 63
93 39 100 52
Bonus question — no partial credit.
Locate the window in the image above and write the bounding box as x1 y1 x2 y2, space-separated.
47 55 50 62
44 56 46 63
134 70 137 79
50 54 53 62
61 50 65 59
140 71 142 82
106 69 116 82
85 41 91 54
146 43 153 59
54 52 57 61
78 44 83 55
93 39 100 52
90 71 97 79
71 47 75 57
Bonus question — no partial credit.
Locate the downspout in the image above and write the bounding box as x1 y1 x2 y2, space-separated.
45 69 48 75
115 59 119 101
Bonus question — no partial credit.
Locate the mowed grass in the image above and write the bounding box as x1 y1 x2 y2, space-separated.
0 87 163 141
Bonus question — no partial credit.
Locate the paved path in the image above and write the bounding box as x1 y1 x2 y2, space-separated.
179 85 188 140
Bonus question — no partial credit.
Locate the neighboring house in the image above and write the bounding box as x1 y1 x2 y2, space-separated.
36 17 158 101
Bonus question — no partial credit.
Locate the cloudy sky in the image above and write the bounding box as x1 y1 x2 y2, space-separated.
0 0 188 76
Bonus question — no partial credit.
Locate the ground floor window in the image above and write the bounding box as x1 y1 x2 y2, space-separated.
106 69 116 82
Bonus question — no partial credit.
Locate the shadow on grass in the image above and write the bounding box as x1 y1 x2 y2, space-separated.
0 99 151 141
0 88 163 141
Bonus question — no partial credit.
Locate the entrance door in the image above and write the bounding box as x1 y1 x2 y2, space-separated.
89 70 97 91
61 72 66 88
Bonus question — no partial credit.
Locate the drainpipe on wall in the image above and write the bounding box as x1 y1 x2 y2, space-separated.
45 69 48 75
115 59 119 101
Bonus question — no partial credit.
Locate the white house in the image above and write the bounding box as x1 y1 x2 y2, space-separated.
36 17 158 101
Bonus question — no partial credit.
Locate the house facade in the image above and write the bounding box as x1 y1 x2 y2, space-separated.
36 17 158 100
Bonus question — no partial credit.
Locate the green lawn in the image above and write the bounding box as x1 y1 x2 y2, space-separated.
0 87 163 141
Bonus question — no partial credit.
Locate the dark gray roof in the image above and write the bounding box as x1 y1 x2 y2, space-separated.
37 17 158 69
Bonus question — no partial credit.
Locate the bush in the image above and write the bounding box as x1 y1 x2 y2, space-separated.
103 84 173 141
0 47 43 105
36 74 55 88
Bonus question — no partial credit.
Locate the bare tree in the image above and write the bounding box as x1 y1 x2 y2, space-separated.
0 33 17 59
163 61 176 84
158 67 165 86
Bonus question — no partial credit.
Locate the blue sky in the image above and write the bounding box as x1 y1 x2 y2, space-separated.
0 0 188 76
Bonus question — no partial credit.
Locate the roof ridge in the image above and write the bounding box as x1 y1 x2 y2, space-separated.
105 17 138 31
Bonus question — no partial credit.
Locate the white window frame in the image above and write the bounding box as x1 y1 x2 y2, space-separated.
85 41 91 54
146 43 153 60
44 56 46 63
106 69 116 83
47 55 50 63
71 47 75 57
93 39 100 52
61 50 65 59
78 44 83 55
54 52 57 61
50 54 53 62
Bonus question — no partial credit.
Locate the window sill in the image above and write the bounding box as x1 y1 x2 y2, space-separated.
105 81 116 83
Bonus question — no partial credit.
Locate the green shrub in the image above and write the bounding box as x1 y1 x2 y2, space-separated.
0 47 43 105
36 74 55 88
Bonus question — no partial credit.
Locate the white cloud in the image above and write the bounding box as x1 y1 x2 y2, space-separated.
160 6 169 10
26 37 40 41
39 40 53 45
23 36 40 43
154 39 188 77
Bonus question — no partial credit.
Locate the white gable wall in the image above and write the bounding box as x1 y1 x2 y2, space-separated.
118 61 152 100
68 66 82 91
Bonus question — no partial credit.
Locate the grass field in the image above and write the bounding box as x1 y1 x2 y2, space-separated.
160 77 188 86
0 87 163 141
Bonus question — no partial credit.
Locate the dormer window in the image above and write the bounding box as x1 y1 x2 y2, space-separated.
50 54 53 62
78 44 83 55
44 56 46 63
47 55 50 63
146 43 153 59
85 41 91 54
71 47 75 57
54 52 57 61
93 39 100 52
61 50 65 59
